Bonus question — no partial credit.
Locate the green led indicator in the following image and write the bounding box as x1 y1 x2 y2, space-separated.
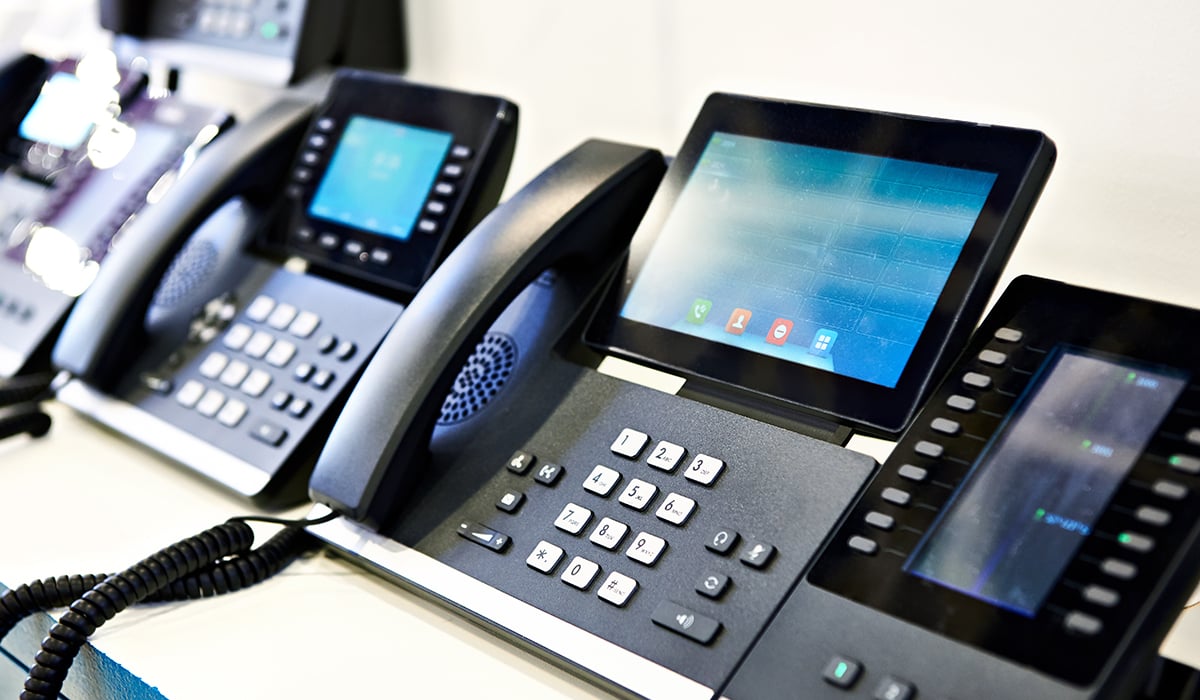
1119 532 1132 544
1126 372 1138 383
1080 439 1093 450
834 662 849 679
260 21 280 39
1171 455 1183 466
1034 508 1046 520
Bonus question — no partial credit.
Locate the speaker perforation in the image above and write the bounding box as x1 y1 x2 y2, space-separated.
150 239 218 309
438 332 518 425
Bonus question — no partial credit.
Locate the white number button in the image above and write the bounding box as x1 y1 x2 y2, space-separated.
554 503 593 535
611 428 649 458
655 493 697 525
646 440 685 471
561 556 600 589
618 478 658 511
583 464 622 496
526 540 564 574
589 517 630 550
597 571 638 607
626 532 667 566
198 352 230 379
684 454 725 485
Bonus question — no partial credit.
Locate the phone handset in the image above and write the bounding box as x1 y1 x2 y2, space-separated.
308 140 666 529
52 97 316 389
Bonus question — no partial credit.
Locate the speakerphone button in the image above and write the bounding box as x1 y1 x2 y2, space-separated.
651 601 720 645
994 327 1023 343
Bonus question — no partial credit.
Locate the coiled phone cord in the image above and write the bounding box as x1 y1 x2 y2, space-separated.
0 372 55 441
8 513 332 700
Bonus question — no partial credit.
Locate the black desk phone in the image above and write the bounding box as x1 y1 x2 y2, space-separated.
726 275 1200 700
0 54 229 378
52 69 517 506
308 93 1055 698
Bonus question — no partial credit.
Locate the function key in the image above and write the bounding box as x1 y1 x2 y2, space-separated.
864 511 895 531
739 541 776 569
334 340 357 361
434 182 456 197
1135 505 1171 527
618 478 658 511
554 503 592 534
696 572 730 599
293 168 313 183
318 233 339 249
589 517 630 550
1187 428 1200 446
293 362 315 382
505 450 535 474
684 454 725 485
946 394 977 412
317 334 338 354
626 532 667 566
1116 531 1154 553
344 240 365 257
1168 453 1200 474
496 490 524 513
651 601 720 645
1152 479 1188 501
897 464 927 482
706 528 740 555
312 368 335 389
1082 584 1120 608
308 134 329 149
300 151 320 166
288 311 320 338
417 219 439 235
646 440 686 471
269 390 292 410
1100 558 1137 580
455 521 509 552
597 571 638 607
914 441 944 459
978 349 1008 366
849 536 878 555
963 372 992 390
441 163 464 179
930 418 961 436
822 655 862 689
994 327 1023 343
534 462 564 486
370 248 392 265
881 488 911 507
244 295 276 323
560 556 600 590
656 493 697 526
266 303 298 330
1063 611 1103 636
314 117 336 132
286 398 311 418
449 144 473 159
425 200 448 215
583 464 622 496
611 428 649 459
526 540 563 573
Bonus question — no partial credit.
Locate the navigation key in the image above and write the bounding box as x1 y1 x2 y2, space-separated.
456 521 511 552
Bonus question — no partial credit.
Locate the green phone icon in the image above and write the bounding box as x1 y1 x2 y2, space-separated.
688 298 713 324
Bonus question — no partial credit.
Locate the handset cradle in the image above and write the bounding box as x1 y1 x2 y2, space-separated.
309 140 668 528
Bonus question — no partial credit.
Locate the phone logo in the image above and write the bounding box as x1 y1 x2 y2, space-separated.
725 308 752 335
808 328 838 357
687 298 713 325
766 318 793 346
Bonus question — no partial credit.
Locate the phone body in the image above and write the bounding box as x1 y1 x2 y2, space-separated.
53 69 517 507
727 275 1200 699
306 92 1056 697
0 54 229 378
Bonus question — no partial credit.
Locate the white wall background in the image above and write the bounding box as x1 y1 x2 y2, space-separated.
7 0 1200 312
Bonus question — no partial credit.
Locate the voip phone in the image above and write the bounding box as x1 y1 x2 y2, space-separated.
52 69 517 506
0 53 230 379
725 275 1200 699
307 92 1056 699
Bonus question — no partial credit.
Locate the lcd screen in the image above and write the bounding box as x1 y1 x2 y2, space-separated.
617 133 997 388
308 116 452 241
905 349 1188 616
18 73 97 150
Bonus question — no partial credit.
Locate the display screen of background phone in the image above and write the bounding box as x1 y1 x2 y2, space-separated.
308 116 452 241
18 73 96 150
905 349 1187 616
618 132 997 388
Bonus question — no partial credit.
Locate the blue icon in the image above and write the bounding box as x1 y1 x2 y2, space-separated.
808 329 838 357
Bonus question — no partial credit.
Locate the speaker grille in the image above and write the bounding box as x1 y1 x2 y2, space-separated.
438 332 518 425
151 239 218 309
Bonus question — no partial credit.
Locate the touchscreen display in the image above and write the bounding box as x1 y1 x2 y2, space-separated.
617 133 997 388
308 115 452 241
905 349 1188 616
18 73 97 150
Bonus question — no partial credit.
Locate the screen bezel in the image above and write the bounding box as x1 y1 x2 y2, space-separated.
586 93 1051 435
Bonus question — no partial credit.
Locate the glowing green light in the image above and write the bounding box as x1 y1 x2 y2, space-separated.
1080 439 1093 450
260 21 280 39
1171 455 1183 466
1126 372 1137 383
1119 532 1132 544
834 662 849 678
1034 508 1045 520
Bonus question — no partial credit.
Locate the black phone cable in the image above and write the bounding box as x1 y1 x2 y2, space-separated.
0 372 56 441
9 512 335 699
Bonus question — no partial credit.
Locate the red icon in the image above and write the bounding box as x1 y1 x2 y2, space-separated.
766 318 793 346
725 308 752 335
